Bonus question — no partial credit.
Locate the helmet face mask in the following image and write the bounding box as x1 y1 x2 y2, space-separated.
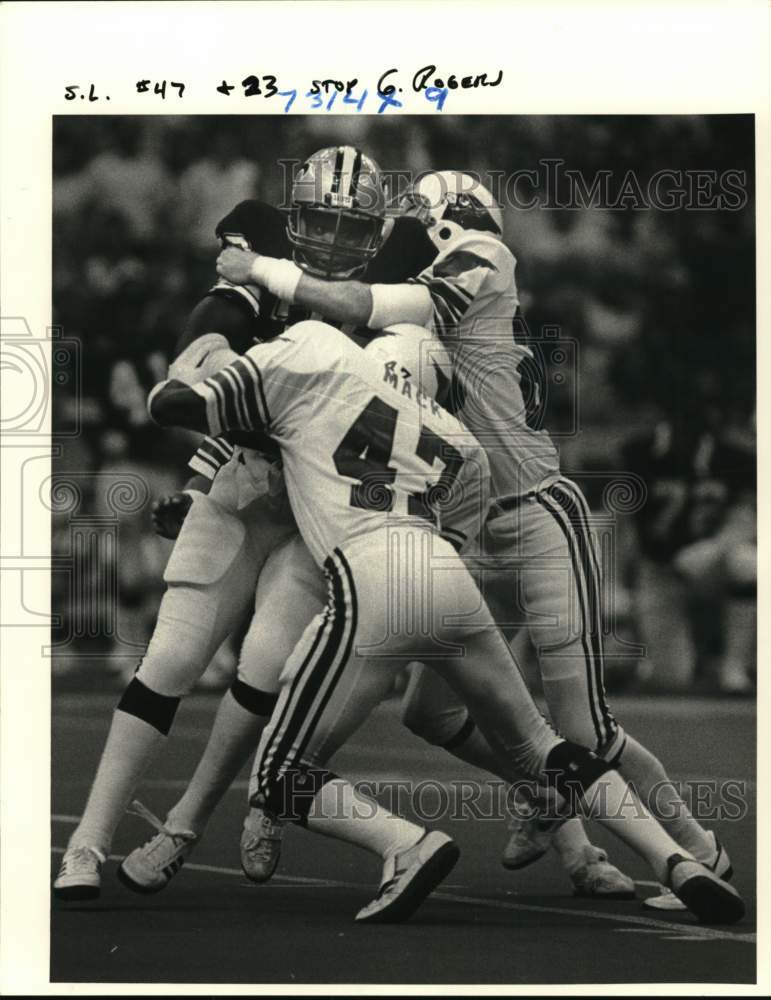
287 146 387 280
399 171 504 241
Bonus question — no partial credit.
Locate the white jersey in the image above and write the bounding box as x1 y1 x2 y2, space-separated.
411 229 561 499
190 322 491 566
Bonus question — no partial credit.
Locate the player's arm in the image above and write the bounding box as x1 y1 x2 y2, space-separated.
216 246 432 332
149 350 273 438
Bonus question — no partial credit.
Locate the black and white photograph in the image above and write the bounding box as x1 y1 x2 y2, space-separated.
44 111 756 985
0 3 767 995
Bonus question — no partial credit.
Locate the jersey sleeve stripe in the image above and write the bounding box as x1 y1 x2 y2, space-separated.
201 375 229 435
188 451 220 480
241 355 272 428
215 369 243 431
199 436 234 462
221 367 250 429
230 358 265 430
428 280 474 318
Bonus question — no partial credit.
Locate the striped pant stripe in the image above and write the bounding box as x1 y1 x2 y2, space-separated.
256 549 357 796
536 478 616 750
556 478 616 741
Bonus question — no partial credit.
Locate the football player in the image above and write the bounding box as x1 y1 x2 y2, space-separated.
215 170 735 904
147 316 744 925
53 146 435 900
622 399 756 693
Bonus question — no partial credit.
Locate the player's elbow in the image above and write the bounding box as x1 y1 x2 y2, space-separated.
148 380 203 430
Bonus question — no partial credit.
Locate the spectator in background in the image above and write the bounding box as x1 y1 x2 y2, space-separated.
85 121 174 241
621 385 756 694
176 132 260 251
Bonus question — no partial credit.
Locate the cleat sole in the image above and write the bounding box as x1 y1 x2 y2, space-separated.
676 875 745 925
356 840 460 925
116 862 167 895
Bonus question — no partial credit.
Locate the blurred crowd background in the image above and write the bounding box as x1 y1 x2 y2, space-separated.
52 115 756 695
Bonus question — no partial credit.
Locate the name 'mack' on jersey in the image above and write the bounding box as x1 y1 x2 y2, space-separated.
189 322 491 566
186 199 437 482
410 229 561 499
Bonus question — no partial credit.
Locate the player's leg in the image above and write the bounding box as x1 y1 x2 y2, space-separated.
517 479 722 866
432 621 742 920
263 527 743 922
54 491 259 900
116 515 303 894
401 524 632 896
164 534 322 830
249 539 452 922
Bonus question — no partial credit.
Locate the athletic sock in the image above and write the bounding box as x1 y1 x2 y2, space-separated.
305 778 424 859
439 718 526 784
167 688 271 834
68 709 167 854
616 735 715 862
551 818 600 870
580 768 691 884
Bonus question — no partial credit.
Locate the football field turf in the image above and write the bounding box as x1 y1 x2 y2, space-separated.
52 692 756 986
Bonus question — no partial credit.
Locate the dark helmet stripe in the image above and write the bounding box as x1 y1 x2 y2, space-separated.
350 148 363 205
330 146 345 197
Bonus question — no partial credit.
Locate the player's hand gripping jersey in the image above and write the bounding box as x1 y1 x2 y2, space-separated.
151 322 491 564
178 199 437 482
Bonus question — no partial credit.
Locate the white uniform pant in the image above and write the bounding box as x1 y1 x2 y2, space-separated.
135 455 296 697
403 477 624 759
250 524 561 808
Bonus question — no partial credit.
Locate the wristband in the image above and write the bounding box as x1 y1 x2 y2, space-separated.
249 256 302 303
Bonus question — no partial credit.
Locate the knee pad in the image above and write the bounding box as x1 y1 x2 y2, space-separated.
117 677 180 736
230 677 278 718
544 740 614 809
251 765 339 825
401 697 472 748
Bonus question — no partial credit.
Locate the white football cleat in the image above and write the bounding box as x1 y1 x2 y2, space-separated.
117 800 197 894
355 830 459 924
568 846 636 899
644 831 732 912
240 807 283 883
667 853 744 924
53 845 106 901
501 785 567 870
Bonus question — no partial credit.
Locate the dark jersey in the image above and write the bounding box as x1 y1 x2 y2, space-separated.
208 199 438 342
184 199 438 477
621 423 755 563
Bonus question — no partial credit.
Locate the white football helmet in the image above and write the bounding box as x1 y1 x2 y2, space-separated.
399 170 504 243
365 324 451 400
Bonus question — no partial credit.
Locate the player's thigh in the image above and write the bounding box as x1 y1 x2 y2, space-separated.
484 499 576 653
485 489 621 754
136 493 258 697
255 526 482 784
237 533 326 692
